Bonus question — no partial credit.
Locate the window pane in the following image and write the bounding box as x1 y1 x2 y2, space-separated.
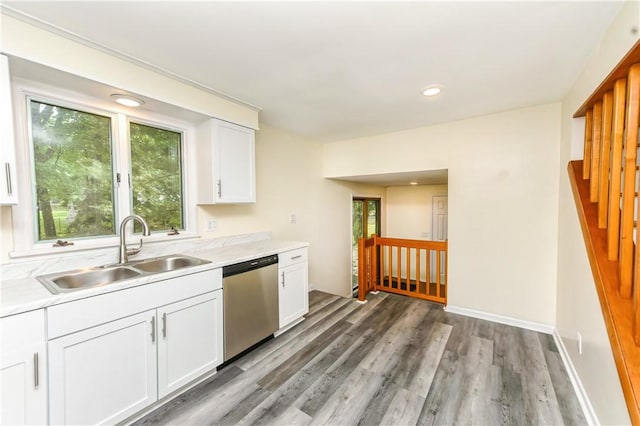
130 122 184 232
29 100 115 241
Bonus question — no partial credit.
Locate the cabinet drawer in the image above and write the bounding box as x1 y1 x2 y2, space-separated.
48 269 221 339
278 247 307 268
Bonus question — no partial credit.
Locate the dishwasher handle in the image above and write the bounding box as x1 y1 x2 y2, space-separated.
223 254 279 277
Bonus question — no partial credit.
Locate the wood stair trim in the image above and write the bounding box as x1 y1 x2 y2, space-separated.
569 160 640 424
575 39 640 118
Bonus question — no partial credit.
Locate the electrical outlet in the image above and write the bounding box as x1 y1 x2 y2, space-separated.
577 331 583 355
207 218 218 232
289 213 297 224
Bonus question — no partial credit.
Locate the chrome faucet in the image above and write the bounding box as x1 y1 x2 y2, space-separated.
118 215 151 264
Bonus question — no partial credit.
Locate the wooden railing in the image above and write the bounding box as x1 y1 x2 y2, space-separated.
571 40 640 424
357 235 447 304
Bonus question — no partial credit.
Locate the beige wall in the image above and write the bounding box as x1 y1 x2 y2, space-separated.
324 103 561 326
197 124 385 297
386 185 448 240
555 2 639 424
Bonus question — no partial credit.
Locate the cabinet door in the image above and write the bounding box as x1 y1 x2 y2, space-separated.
0 310 47 425
278 262 309 329
157 291 223 398
48 311 157 425
213 119 255 203
0 54 18 205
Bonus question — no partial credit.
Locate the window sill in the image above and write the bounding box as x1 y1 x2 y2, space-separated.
9 232 201 261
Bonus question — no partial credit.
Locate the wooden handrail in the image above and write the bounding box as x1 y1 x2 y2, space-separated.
357 235 447 304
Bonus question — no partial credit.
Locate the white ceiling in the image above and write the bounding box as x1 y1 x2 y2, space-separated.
1 1 626 145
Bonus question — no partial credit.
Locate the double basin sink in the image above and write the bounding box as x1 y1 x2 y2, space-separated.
37 254 211 294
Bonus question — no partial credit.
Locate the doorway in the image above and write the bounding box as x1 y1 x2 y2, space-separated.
352 197 381 297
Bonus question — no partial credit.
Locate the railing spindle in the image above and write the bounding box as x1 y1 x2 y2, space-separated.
591 101 603 202
620 64 640 298
608 78 627 260
598 91 614 228
584 109 593 180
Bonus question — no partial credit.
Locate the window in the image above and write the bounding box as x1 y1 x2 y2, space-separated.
26 96 188 245
30 100 116 241
129 122 184 232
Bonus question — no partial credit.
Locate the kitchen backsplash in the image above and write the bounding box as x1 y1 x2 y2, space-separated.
1 232 272 280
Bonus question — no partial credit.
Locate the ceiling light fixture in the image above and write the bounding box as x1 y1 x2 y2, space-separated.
410 181 418 185
422 86 442 97
110 94 145 107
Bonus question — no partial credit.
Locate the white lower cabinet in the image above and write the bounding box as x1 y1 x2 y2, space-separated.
48 310 158 425
278 248 309 329
46 269 224 425
0 310 47 425
157 291 223 398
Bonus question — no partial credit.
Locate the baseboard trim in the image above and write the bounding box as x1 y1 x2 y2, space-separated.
444 304 555 334
552 329 600 426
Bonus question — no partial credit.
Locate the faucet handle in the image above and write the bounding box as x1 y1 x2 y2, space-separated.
126 238 144 256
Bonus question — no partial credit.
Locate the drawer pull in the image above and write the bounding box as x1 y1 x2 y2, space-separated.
291 255 302 260
162 313 167 338
33 352 39 388
5 163 12 195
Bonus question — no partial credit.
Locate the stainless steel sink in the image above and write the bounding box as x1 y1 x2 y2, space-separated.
132 255 209 273
37 254 211 294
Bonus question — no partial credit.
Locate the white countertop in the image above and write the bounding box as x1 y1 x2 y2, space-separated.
1 239 308 318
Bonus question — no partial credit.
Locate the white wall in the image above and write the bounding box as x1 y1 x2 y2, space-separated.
555 2 639 424
324 103 561 326
386 184 448 240
198 124 386 297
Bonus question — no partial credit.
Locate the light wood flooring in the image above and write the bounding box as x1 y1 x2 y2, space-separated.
134 291 586 425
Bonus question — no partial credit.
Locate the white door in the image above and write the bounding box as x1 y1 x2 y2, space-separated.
431 196 448 283
157 291 223 398
279 263 309 328
48 310 158 425
0 310 47 425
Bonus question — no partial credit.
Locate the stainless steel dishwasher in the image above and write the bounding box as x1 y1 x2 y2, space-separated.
223 254 279 361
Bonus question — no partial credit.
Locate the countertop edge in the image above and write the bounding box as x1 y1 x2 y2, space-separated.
1 240 309 318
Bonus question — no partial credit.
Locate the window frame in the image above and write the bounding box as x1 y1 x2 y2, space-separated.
10 78 198 258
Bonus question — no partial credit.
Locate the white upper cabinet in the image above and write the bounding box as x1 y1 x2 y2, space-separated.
196 118 256 204
0 54 18 205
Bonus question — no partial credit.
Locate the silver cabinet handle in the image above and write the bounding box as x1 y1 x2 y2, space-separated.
162 313 167 338
151 316 156 342
217 179 222 198
291 255 302 260
5 163 12 195
33 352 39 388
281 271 285 287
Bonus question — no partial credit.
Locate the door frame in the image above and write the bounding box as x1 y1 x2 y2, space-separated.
351 195 382 296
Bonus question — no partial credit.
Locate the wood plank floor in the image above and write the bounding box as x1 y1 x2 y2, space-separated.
134 291 586 426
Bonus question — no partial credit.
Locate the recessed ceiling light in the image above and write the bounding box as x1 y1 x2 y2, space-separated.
422 87 442 97
410 181 418 185
110 94 145 107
